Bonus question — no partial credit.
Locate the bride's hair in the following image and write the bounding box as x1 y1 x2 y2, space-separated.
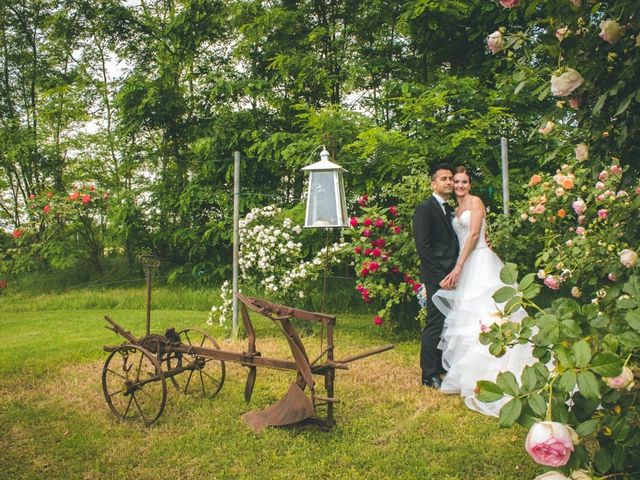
454 165 471 181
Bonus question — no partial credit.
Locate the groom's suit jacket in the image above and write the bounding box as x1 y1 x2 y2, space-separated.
413 195 459 287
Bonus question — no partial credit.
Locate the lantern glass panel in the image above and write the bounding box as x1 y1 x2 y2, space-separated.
306 171 339 227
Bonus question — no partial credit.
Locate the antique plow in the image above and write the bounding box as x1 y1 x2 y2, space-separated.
101 261 393 431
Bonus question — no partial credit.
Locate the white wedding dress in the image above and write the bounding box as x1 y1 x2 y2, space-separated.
432 210 536 417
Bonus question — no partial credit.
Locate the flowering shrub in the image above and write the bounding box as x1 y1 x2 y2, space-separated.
474 262 638 478
208 205 349 326
346 195 422 330
519 160 639 301
7 182 110 273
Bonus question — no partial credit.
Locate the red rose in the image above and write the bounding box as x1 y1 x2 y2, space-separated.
360 267 369 277
0 279 7 289
11 228 23 239
356 284 364 292
375 238 386 247
372 248 382 257
363 218 373 227
362 229 372 237
46 191 53 198
413 283 421 292
354 246 362 254
403 274 411 283
43 205 50 214
369 261 380 272
391 266 400 273
394 226 401 234
350 217 359 227
375 218 384 228
364 248 372 256
81 194 91 204
373 315 384 326
357 195 368 206
389 205 398 217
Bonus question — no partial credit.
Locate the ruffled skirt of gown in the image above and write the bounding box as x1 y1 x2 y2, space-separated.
432 246 536 417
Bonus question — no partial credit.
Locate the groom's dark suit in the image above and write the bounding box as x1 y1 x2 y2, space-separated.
413 195 460 380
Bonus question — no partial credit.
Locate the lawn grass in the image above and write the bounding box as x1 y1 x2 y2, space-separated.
0 289 538 479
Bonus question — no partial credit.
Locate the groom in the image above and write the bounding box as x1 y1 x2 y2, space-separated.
413 163 459 389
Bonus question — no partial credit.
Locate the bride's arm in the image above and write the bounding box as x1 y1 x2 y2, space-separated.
442 196 485 287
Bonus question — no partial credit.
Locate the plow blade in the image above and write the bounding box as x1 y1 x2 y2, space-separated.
242 382 314 433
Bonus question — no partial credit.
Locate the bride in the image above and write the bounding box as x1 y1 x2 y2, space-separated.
432 166 536 417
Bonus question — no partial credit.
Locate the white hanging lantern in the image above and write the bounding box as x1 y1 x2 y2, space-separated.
302 147 348 228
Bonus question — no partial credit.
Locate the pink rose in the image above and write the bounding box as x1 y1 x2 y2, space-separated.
556 27 569 41
616 190 628 198
539 120 555 135
598 170 608 181
595 181 605 190
525 421 578 467
375 218 385 228
568 96 581 109
555 187 565 197
533 204 546 214
636 186 640 195
357 195 368 206
487 31 504 54
81 194 91 204
577 215 585 225
596 194 605 201
544 275 561 290
394 226 401 234
565 239 573 247
599 19 624 44
597 209 608 219
610 164 622 175
571 199 586 215
362 229 372 237
603 366 635 390
620 249 638 268
43 205 50 214
499 0 520 7
551 68 584 97
574 143 588 161
608 272 616 282
576 227 585 235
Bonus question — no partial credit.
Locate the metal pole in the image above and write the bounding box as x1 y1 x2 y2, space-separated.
500 137 510 216
232 151 240 339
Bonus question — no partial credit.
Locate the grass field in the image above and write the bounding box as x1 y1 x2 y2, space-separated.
0 288 538 479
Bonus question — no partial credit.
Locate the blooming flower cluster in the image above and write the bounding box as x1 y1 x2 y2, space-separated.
209 205 349 326
347 195 420 328
520 160 638 299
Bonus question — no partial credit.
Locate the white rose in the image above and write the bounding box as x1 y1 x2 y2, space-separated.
620 249 638 268
534 472 570 480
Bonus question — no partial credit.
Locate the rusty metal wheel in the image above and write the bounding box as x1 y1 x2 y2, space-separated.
102 344 167 426
173 328 225 398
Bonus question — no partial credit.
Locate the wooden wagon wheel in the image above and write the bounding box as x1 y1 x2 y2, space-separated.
102 344 167 426
172 328 225 398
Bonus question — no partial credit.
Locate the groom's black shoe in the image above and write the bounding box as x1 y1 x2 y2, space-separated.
422 375 442 390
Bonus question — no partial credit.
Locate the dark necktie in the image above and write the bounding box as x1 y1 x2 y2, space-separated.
443 202 454 219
